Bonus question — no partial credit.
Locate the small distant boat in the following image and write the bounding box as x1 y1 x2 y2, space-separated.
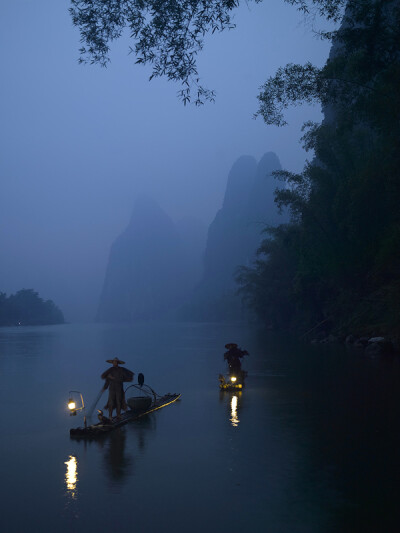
70 384 180 438
219 370 247 391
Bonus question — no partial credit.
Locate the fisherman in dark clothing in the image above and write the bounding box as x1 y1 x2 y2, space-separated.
101 357 134 420
224 343 248 374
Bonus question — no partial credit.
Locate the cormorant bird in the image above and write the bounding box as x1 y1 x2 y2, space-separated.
138 373 144 387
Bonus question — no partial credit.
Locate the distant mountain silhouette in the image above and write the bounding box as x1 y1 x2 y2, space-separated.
185 152 286 320
96 196 204 322
97 153 285 323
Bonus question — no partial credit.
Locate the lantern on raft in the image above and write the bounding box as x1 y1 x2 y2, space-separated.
67 391 85 416
67 390 87 428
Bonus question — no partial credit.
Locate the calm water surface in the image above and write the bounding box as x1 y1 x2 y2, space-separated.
0 322 400 532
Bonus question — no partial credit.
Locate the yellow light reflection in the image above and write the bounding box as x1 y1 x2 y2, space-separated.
65 455 78 499
230 395 239 427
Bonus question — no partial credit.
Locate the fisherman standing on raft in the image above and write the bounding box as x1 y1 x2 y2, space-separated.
224 343 248 374
101 357 134 420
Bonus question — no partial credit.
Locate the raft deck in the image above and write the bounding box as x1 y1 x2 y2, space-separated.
70 392 181 438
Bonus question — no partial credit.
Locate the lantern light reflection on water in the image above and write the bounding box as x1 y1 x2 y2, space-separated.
65 455 78 499
230 394 240 427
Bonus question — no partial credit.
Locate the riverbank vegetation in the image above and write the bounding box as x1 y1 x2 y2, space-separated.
0 289 65 327
237 0 400 339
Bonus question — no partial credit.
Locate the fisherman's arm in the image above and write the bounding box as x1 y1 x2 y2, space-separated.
101 368 113 379
122 368 134 382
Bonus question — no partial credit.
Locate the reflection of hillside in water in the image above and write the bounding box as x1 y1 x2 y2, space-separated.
0 327 57 363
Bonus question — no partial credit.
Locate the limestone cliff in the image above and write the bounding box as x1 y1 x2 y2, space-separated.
96 196 193 322
186 152 286 320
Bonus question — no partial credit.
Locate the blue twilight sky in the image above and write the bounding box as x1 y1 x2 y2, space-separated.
0 1 333 321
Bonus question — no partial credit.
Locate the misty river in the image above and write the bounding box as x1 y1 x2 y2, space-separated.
1 322 400 532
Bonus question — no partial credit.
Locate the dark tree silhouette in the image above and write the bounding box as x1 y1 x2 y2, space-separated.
0 289 65 327
69 0 347 104
238 1 400 335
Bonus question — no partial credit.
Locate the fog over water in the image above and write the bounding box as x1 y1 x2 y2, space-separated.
0 1 332 321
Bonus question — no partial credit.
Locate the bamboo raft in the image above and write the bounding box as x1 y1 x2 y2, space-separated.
70 386 181 438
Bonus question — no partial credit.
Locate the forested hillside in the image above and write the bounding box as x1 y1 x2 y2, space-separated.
0 289 65 326
238 0 400 338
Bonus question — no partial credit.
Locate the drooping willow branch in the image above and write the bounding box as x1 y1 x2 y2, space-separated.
69 0 348 104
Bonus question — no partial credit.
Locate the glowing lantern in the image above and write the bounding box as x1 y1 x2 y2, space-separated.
67 391 84 416
68 399 76 411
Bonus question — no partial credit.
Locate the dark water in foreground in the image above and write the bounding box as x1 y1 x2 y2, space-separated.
0 322 400 533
